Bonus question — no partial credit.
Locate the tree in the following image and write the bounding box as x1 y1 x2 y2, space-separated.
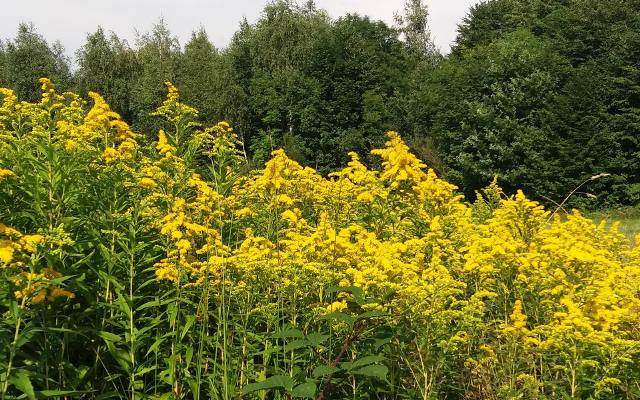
426 0 640 206
453 0 518 53
0 40 6 87
223 0 332 166
2 23 71 101
76 27 140 122
394 0 438 62
130 19 181 135
312 14 408 169
424 30 568 198
176 29 225 124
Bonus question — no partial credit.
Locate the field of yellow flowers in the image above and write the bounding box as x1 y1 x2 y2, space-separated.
0 80 639 399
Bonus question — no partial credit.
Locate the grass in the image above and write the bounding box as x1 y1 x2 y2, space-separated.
587 207 640 241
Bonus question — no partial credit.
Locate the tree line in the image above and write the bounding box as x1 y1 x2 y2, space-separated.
1 0 638 207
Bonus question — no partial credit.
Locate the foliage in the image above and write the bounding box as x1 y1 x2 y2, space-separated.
223 0 410 172
424 0 640 207
130 20 182 137
0 81 639 399
3 0 638 206
75 27 141 124
0 23 71 102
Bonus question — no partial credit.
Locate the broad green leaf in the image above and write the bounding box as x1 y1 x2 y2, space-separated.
306 333 330 347
327 286 364 300
10 371 35 400
355 310 388 321
242 375 294 394
352 364 388 380
312 365 339 378
292 382 317 398
319 312 355 327
340 355 384 371
284 339 310 352
108 347 132 373
98 331 122 343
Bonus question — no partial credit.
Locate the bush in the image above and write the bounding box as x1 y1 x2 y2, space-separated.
0 81 639 399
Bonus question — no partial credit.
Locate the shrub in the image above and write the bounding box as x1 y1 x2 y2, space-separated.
0 81 638 399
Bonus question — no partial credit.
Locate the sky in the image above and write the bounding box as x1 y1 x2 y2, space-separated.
2 0 480 57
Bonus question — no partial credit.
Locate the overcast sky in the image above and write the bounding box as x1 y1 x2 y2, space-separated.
2 0 480 57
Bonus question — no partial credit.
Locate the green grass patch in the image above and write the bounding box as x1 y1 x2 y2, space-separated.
587 207 640 241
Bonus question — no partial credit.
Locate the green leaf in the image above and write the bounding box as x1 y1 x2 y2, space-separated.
355 310 388 321
107 346 132 373
292 382 317 398
10 371 35 400
242 375 294 394
38 390 87 397
153 393 174 400
306 333 330 347
312 365 339 378
98 331 122 343
180 315 196 340
134 365 157 377
95 391 123 399
352 364 388 380
114 292 132 319
284 339 310 352
319 312 355 327
370 325 395 350
327 286 364 300
146 336 167 356
185 345 194 366
14 326 41 349
137 297 173 311
340 355 384 371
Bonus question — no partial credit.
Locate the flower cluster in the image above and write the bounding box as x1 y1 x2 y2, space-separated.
1 81 638 398
0 222 73 305
135 83 639 395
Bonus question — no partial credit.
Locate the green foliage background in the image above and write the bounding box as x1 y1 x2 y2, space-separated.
1 0 639 206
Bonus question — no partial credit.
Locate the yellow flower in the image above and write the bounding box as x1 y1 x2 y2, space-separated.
0 224 21 236
30 290 47 305
371 131 427 189
276 194 294 206
103 147 119 163
19 234 45 252
0 168 16 181
176 239 191 253
47 287 75 302
356 191 374 203
0 241 14 264
326 301 348 313
156 129 176 156
138 177 157 189
281 209 298 223
235 208 253 218
151 82 198 126
155 262 180 283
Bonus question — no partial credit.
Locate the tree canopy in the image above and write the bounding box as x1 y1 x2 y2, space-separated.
1 0 638 207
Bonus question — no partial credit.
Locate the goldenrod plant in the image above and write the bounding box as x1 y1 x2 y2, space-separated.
0 80 638 399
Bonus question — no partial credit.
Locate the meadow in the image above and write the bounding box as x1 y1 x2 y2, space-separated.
589 209 640 242
0 80 638 399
